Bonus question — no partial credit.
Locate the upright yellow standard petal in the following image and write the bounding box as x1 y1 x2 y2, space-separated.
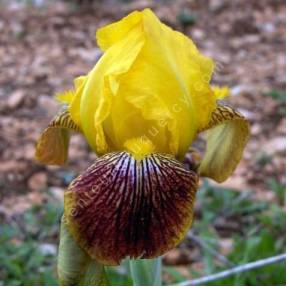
96 11 143 51
69 9 217 159
78 22 145 154
198 105 250 182
116 9 216 158
69 75 88 126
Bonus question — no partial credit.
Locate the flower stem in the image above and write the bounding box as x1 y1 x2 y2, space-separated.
129 257 162 286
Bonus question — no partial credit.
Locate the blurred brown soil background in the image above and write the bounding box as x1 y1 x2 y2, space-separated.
0 0 286 219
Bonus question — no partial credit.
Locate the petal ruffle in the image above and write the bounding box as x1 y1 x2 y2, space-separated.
198 105 250 182
79 21 145 154
64 152 198 265
113 9 216 158
35 109 80 165
69 75 88 127
80 9 217 158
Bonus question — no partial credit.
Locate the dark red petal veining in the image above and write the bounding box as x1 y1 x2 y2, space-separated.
64 152 198 265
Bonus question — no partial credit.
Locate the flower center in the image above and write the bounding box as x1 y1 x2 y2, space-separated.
124 137 155 160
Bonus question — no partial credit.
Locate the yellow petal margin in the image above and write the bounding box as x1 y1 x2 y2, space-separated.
35 109 80 165
198 105 250 183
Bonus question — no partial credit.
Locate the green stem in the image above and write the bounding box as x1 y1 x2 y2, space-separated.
129 257 162 286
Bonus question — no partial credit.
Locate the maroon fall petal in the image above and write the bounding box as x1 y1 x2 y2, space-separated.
64 152 198 265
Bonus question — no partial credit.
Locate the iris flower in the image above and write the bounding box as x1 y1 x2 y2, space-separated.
35 9 249 285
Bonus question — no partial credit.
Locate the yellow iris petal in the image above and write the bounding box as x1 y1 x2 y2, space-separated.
96 10 143 51
124 137 155 160
79 20 145 154
57 9 225 160
84 9 216 158
136 9 215 158
69 76 88 126
198 105 250 182
74 75 87 90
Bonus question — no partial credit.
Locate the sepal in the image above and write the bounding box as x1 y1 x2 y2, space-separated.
35 109 80 165
198 105 249 182
64 152 198 265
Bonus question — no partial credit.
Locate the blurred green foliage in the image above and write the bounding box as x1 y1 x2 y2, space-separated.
0 202 61 286
177 9 197 27
1 181 286 285
264 90 286 116
264 90 286 104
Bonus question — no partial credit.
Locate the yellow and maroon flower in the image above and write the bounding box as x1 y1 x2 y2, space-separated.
35 8 249 282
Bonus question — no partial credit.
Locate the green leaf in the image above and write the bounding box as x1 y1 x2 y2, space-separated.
263 90 286 103
268 179 286 205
